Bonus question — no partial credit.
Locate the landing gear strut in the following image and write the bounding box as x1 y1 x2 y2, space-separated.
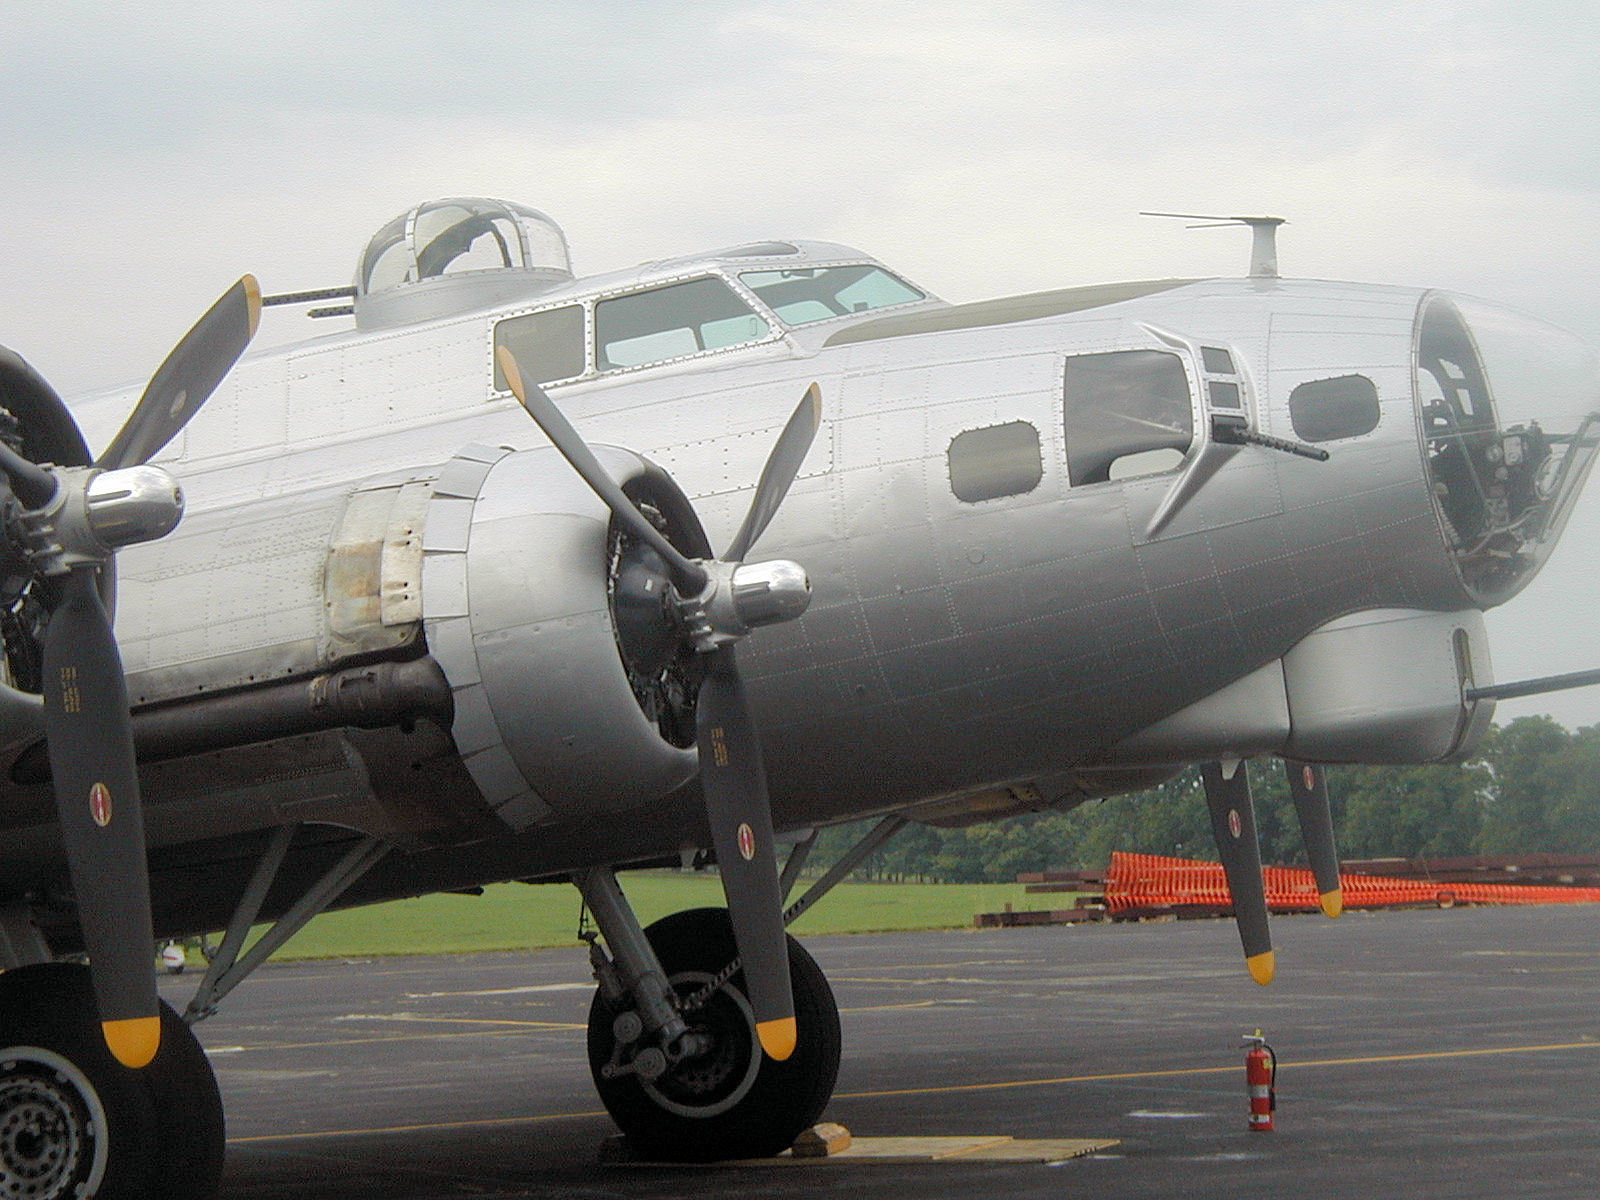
0 962 223 1200
585 906 840 1162
576 821 908 1160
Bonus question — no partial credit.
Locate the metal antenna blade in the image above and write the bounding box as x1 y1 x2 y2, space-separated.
496 346 708 595
696 646 796 1060
42 568 160 1067
1285 760 1343 917
724 383 821 562
97 275 262 471
1200 761 1275 985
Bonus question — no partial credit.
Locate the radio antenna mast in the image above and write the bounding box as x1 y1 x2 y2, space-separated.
1142 212 1286 278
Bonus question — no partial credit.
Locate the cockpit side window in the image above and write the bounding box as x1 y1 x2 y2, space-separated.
494 305 586 389
738 265 924 327
1063 350 1194 485
596 278 771 370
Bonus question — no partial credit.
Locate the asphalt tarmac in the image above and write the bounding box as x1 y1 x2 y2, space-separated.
165 901 1600 1199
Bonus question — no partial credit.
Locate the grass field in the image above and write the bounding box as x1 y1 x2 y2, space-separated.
224 874 1042 962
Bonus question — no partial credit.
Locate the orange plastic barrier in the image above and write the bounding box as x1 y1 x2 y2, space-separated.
1103 851 1600 914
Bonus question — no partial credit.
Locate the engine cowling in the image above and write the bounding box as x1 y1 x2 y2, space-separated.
422 442 706 829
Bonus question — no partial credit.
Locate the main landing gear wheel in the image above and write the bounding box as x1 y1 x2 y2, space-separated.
587 907 841 1162
0 963 224 1200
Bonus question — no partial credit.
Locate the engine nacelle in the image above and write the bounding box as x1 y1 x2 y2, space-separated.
422 443 701 829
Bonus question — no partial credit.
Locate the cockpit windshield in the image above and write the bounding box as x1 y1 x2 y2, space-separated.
738 265 923 326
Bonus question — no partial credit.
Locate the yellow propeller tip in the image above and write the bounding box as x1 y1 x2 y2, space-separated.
496 345 526 401
103 1016 161 1068
242 275 262 338
1320 888 1344 919
1246 950 1276 987
756 1017 797 1062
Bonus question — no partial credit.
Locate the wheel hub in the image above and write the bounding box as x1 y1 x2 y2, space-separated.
640 973 761 1119
0 1056 97 1199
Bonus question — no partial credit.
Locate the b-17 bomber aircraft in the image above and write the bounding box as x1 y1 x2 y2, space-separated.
0 198 1596 1198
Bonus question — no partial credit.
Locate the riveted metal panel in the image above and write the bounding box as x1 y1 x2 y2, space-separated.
421 497 475 553
460 744 532 805
421 553 469 618
448 681 501 756
493 791 551 828
434 455 497 500
379 482 430 626
424 616 480 687
322 478 430 659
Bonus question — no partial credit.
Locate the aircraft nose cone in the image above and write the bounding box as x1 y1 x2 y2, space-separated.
1415 292 1600 604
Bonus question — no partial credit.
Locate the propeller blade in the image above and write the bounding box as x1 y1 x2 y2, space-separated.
1285 760 1343 917
1200 761 1275 985
41 568 160 1067
496 345 708 595
696 646 795 1060
96 275 262 471
724 383 822 562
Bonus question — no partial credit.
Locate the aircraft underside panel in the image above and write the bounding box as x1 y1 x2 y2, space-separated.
1281 607 1494 763
1098 609 1493 767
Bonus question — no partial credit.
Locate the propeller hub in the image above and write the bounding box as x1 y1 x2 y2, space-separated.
679 558 812 650
730 560 811 630
83 465 185 551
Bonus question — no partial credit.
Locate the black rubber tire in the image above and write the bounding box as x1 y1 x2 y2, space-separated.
144 999 225 1200
0 962 157 1200
587 907 841 1162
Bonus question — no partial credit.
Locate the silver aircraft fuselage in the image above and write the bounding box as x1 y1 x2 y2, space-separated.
17 227 1595 916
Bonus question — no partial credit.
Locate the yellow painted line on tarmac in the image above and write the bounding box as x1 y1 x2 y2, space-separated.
208 1027 536 1053
831 976 991 986
229 1107 609 1144
340 1013 587 1030
839 1001 942 1014
1284 1040 1600 1072
841 1063 1236 1100
835 960 1042 971
838 1039 1600 1101
1464 949 1599 957
224 1037 1600 1147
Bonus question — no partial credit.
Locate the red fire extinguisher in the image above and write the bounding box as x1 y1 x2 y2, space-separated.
1244 1030 1276 1131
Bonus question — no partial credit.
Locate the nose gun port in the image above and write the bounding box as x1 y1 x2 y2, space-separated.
1415 293 1600 606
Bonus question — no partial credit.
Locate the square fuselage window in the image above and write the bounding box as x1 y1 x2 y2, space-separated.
1288 374 1380 442
948 421 1044 503
1064 350 1194 485
493 304 586 389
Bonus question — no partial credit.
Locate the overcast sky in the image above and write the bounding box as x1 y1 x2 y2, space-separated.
2 1 1598 726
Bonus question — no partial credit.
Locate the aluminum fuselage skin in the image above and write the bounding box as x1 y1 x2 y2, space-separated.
32 250 1521 906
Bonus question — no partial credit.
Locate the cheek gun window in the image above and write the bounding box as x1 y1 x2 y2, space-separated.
493 305 586 389
1288 374 1380 442
1063 350 1194 485
595 277 770 370
948 421 1044 503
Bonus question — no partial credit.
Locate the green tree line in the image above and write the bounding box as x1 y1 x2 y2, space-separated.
804 716 1600 884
